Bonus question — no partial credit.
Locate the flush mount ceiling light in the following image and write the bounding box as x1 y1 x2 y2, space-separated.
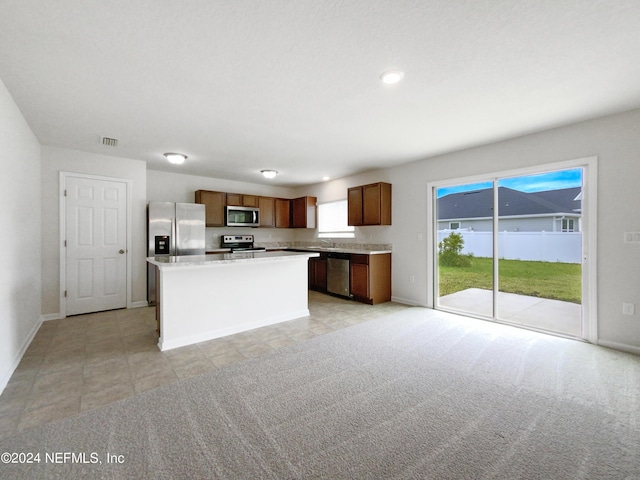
164 153 187 165
380 70 404 85
261 169 278 179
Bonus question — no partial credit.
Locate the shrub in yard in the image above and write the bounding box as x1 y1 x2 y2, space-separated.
438 232 473 267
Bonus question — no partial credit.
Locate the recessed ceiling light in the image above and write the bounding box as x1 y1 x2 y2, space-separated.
261 169 278 179
164 153 187 165
322 176 330 181
380 70 404 85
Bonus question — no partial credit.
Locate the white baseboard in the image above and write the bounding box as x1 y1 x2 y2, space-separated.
130 301 149 308
391 296 427 307
0 318 42 395
597 339 640 356
158 309 310 352
41 302 149 322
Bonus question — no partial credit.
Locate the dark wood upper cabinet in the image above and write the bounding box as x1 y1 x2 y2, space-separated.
227 193 258 207
275 198 291 228
292 196 317 228
195 190 226 227
242 195 259 207
348 186 363 226
258 196 275 227
348 182 391 226
195 190 318 229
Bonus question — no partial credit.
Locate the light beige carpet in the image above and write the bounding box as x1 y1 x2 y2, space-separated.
1 308 639 479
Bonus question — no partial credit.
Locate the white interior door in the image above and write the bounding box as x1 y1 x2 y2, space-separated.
65 175 127 315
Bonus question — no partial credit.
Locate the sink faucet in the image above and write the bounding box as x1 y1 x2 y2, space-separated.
320 239 333 247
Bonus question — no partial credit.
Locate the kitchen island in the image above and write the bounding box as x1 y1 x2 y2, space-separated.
147 250 319 351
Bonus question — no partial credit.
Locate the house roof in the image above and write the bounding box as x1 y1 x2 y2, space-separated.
437 187 581 220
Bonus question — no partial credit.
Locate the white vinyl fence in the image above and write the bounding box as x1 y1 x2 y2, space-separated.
438 230 582 264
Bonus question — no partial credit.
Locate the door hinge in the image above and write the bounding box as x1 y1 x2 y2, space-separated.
64 189 67 196
64 240 67 247
64 290 67 298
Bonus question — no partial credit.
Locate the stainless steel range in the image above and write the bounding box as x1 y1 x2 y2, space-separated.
221 235 266 252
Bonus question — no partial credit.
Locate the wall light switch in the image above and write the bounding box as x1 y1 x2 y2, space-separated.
622 302 635 315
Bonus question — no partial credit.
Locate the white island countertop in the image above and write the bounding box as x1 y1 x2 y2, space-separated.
147 250 319 351
148 250 319 269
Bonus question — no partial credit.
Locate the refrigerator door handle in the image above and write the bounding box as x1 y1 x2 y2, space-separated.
172 217 178 256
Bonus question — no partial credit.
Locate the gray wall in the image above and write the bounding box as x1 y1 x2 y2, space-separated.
40 147 148 317
0 78 42 390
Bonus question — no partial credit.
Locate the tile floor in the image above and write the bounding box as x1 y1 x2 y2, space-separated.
0 291 409 439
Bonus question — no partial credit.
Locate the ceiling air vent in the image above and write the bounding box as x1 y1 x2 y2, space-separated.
101 136 118 147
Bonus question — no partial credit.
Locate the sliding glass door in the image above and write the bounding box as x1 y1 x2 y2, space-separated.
435 167 584 338
436 181 495 318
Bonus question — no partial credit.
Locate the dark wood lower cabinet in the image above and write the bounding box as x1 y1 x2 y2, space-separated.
308 252 391 305
309 255 327 292
350 253 391 305
350 262 369 299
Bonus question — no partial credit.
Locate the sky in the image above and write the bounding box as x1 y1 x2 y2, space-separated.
436 168 582 197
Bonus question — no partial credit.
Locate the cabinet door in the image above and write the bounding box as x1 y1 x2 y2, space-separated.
292 196 317 228
275 198 291 228
314 258 327 290
350 263 369 299
362 184 382 225
195 190 226 227
243 195 259 207
368 253 392 304
347 186 363 226
258 196 275 227
226 193 242 206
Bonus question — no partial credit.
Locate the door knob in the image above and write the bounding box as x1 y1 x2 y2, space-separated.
119 249 125 254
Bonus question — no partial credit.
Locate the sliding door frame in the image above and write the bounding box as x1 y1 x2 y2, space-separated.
426 156 598 343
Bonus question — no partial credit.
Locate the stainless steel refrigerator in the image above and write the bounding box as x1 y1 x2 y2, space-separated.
147 202 206 305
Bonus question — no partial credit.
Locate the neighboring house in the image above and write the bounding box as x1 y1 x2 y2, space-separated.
437 186 582 232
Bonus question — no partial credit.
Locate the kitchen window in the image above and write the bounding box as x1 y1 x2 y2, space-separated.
318 200 355 238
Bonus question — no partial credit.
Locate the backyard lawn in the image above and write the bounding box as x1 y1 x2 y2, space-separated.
438 257 582 304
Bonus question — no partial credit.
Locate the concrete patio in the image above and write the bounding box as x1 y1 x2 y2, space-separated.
438 288 582 337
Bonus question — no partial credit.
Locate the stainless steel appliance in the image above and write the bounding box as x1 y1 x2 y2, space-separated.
226 205 260 227
327 252 351 298
147 202 206 305
220 234 266 252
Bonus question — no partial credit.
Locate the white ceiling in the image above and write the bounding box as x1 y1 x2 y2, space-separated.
2 1 640 187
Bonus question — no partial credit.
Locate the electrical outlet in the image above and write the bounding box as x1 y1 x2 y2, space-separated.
622 302 635 316
409 274 415 284
623 232 640 243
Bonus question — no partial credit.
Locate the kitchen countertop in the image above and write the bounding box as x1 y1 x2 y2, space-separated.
148 250 319 268
203 246 392 255
285 247 392 255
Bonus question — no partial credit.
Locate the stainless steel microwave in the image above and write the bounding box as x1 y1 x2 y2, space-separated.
225 206 260 227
